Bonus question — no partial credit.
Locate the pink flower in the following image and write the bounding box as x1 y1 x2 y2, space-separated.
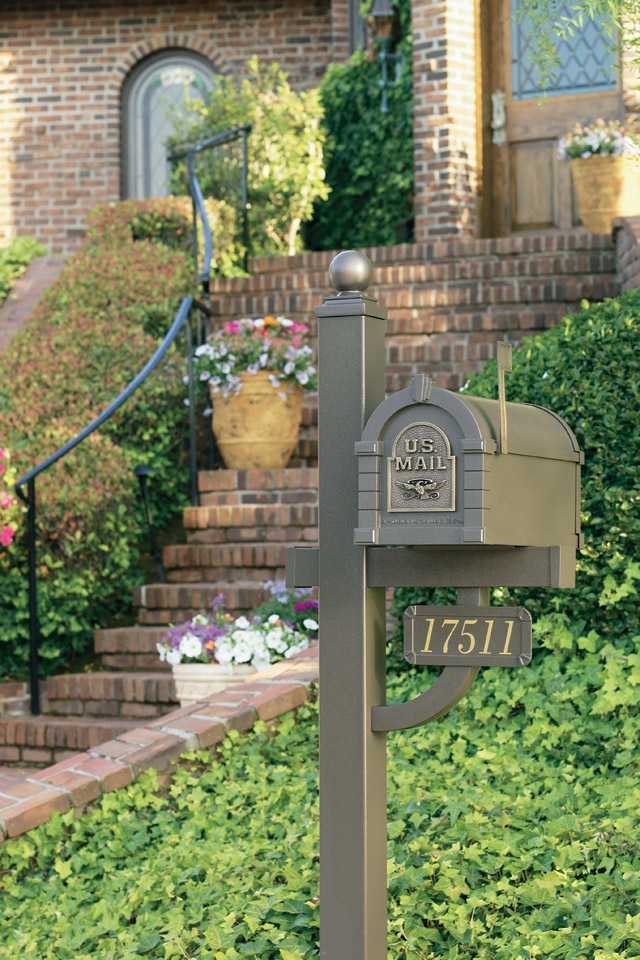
0 492 12 509
290 324 309 333
0 526 14 547
224 321 241 335
0 464 4 475
0 448 6 459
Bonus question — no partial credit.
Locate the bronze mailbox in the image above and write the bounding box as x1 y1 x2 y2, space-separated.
355 373 582 584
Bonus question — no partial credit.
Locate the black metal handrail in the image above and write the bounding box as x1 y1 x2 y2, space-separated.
169 124 251 299
15 296 199 715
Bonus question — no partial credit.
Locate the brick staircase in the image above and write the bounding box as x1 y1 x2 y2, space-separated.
0 230 618 766
0 468 319 765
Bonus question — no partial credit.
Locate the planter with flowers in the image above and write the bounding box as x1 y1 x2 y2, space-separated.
157 583 318 707
193 315 317 469
558 119 640 234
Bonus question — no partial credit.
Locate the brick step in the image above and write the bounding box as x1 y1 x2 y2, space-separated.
133 580 269 625
0 715 142 766
94 625 174 670
211 248 615 296
182 503 317 531
44 672 178 720
197 466 318 500
240 234 614 277
0 682 31 717
163 541 303 584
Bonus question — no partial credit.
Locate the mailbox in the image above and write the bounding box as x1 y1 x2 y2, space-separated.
355 373 583 567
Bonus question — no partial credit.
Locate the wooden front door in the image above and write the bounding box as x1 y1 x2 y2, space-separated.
481 0 623 235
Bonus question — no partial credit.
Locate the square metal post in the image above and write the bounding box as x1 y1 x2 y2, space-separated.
316 255 388 960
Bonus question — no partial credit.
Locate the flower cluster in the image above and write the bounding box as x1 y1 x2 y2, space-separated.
0 447 19 550
156 585 318 670
192 315 317 399
558 119 640 161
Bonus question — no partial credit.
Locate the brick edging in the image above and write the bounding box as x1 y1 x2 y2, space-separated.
0 645 319 842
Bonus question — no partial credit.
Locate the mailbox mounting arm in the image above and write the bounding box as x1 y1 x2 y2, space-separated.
371 664 479 731
371 586 488 732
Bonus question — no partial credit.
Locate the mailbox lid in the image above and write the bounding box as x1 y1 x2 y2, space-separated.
458 395 582 462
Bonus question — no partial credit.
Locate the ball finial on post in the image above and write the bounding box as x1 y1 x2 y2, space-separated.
328 250 374 296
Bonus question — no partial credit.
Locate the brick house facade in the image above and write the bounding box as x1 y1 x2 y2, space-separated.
0 0 634 252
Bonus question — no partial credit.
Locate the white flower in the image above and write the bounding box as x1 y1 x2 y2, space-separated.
199 371 211 382
279 317 293 327
259 353 269 368
303 618 319 631
269 374 280 388
234 616 250 629
296 371 309 386
284 361 295 376
156 642 167 662
179 634 203 658
166 649 182 665
253 318 264 328
247 363 260 375
268 614 281 625
278 392 287 400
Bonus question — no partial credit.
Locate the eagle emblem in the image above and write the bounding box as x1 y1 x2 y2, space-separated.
396 477 446 500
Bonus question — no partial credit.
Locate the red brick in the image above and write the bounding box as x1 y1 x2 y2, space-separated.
73 757 132 792
0 788 71 838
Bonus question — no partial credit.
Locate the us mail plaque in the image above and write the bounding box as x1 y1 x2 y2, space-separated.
388 422 456 512
404 605 532 667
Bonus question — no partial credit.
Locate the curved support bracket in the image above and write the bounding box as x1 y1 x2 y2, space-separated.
371 665 480 732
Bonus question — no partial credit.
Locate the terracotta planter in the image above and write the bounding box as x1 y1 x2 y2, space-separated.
570 155 640 234
210 370 303 469
172 662 256 707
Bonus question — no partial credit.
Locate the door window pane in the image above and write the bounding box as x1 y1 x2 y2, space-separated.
511 3 617 100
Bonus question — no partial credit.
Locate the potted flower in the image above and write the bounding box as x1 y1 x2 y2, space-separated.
193 315 317 469
557 119 640 234
157 584 318 707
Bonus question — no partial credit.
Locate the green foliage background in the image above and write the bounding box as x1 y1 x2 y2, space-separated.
0 205 193 677
305 0 414 251
169 57 328 258
0 236 46 306
0 610 638 959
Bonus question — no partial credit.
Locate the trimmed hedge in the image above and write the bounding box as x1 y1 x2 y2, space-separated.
391 290 640 649
0 236 46 306
0 205 193 676
0 609 638 957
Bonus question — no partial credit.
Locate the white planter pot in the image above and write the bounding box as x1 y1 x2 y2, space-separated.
171 662 256 708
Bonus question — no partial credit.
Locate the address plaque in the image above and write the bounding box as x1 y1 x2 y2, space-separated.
404 605 532 667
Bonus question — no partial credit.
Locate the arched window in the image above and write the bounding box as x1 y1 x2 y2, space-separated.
122 50 217 199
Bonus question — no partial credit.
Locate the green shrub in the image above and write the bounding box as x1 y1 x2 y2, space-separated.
0 218 193 677
305 0 413 251
0 236 46 306
87 196 242 278
391 291 640 650
169 56 329 257
0 612 638 958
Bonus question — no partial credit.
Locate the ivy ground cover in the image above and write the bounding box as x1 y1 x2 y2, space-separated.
0 616 638 959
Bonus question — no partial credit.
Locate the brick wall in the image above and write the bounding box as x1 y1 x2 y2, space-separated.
411 0 479 241
614 216 640 290
0 0 339 253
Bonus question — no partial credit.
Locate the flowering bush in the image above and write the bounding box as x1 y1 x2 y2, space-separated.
557 119 640 161
157 585 317 670
193 315 317 398
0 446 20 551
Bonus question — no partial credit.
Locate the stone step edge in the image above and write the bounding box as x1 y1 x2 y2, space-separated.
0 643 319 842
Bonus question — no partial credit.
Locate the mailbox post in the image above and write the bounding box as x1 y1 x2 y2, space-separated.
285 251 582 959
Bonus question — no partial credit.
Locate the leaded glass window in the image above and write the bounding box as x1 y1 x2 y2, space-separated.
511 3 618 100
122 51 216 199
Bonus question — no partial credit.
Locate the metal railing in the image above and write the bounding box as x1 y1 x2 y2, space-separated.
15 126 247 715
169 124 251 304
15 297 200 715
